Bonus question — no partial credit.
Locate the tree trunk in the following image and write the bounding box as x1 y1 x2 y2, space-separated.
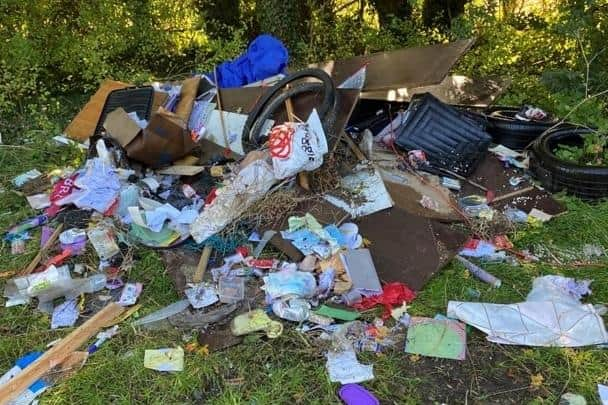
422 0 469 28
370 0 412 28
195 0 241 39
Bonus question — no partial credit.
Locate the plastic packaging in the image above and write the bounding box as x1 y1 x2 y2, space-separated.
218 276 245 304
87 226 120 260
456 256 501 288
271 299 310 322
131 299 190 327
262 269 317 300
230 309 283 338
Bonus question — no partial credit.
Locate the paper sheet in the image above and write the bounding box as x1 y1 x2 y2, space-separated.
341 249 382 296
51 299 79 329
325 350 374 384
185 284 219 309
144 348 184 372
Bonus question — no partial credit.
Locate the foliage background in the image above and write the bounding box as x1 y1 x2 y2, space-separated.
1 1 608 403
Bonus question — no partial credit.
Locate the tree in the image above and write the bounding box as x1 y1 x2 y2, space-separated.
422 0 469 28
370 0 412 27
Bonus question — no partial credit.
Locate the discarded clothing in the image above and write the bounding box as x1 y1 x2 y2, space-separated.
212 34 288 88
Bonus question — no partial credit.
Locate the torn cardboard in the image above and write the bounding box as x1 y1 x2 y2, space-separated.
65 80 130 141
310 39 475 92
361 75 510 105
104 108 196 168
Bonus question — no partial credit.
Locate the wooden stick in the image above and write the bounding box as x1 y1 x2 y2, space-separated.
193 245 213 283
21 224 64 276
213 68 230 149
438 168 488 192
490 186 535 204
0 303 124 404
341 131 367 161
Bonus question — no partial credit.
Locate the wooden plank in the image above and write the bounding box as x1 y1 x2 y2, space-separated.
20 224 63 276
157 165 205 176
192 245 213 283
0 303 125 404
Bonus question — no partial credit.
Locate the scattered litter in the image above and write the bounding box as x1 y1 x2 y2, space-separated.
144 347 184 372
231 309 283 338
314 305 359 321
560 393 587 405
448 276 607 347
528 208 553 222
456 256 501 288
598 384 608 405
13 169 43 188
51 298 80 329
339 383 379 405
325 350 374 384
118 283 143 306
26 194 51 210
341 249 381 296
404 317 466 360
353 282 416 319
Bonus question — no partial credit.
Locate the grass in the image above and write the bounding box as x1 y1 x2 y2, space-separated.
1 96 608 404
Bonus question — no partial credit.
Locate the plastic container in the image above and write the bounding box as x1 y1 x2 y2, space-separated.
456 256 501 288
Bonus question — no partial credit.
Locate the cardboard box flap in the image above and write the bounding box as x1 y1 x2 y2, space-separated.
310 38 475 92
64 80 131 141
104 108 142 148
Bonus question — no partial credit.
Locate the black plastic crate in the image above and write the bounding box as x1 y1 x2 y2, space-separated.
93 86 155 138
395 93 492 176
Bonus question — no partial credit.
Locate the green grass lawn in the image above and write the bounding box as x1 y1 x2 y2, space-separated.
1 97 608 404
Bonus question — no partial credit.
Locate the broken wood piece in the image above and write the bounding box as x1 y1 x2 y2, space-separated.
341 131 367 161
0 303 125 404
438 168 488 192
298 172 311 191
193 245 213 283
489 186 535 204
21 224 64 276
157 165 205 176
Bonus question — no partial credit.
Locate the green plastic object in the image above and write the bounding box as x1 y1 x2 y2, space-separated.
404 317 466 360
314 305 359 321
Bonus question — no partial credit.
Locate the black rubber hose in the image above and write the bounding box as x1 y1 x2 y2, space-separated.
248 82 335 145
530 125 608 199
242 68 336 145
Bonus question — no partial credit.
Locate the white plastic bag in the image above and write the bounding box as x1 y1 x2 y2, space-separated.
270 109 328 179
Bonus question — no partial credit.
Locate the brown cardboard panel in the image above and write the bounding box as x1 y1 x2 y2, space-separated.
360 75 510 106
65 80 130 141
103 107 142 147
175 76 200 121
310 39 475 91
460 155 533 198
357 207 468 291
493 187 567 216
126 110 196 168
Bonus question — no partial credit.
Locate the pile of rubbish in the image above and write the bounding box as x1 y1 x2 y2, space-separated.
3 34 608 404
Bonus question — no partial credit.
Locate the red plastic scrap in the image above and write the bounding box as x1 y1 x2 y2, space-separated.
352 282 416 319
205 188 218 205
493 235 513 250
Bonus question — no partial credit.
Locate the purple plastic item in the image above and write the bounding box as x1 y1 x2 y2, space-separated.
339 384 379 405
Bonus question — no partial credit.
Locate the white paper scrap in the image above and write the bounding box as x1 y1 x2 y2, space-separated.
325 350 374 384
